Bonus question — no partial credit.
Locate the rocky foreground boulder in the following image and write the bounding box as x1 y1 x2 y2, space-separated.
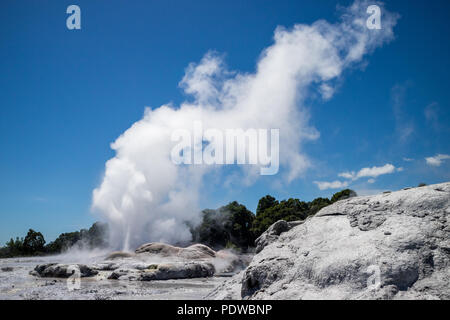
207 182 450 300
108 261 215 281
255 220 303 253
31 264 98 278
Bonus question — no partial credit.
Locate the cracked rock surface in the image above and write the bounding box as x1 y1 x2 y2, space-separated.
207 182 450 300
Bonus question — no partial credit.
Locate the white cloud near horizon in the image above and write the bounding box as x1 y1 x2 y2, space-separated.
425 154 450 167
338 171 355 179
92 0 398 249
316 163 402 191
314 180 349 191
338 163 398 180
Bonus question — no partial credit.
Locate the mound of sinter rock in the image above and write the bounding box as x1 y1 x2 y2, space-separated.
32 243 247 281
30 264 98 278
107 243 217 281
207 183 450 300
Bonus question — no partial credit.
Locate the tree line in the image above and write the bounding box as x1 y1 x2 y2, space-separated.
0 189 356 257
0 222 108 258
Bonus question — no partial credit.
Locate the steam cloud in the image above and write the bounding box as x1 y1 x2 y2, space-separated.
92 1 398 250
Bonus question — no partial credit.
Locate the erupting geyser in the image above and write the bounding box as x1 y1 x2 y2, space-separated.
91 0 398 251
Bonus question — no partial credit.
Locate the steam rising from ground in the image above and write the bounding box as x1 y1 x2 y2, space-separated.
55 247 112 265
92 1 398 250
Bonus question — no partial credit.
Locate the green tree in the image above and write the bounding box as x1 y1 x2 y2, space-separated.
331 189 357 203
224 201 255 248
256 195 278 216
86 221 108 248
192 201 255 249
45 231 81 253
4 237 24 257
45 222 108 254
22 229 45 255
308 197 332 215
251 198 310 238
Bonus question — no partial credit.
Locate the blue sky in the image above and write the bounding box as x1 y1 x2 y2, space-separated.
1 0 449 245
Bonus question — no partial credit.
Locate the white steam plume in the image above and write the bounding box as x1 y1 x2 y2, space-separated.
92 1 398 250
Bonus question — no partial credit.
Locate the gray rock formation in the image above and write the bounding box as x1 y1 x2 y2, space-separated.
255 220 304 253
215 251 253 273
135 242 183 256
105 251 135 260
140 262 215 281
207 182 450 300
31 263 98 278
105 243 245 281
135 243 216 259
108 261 215 281
30 242 247 282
